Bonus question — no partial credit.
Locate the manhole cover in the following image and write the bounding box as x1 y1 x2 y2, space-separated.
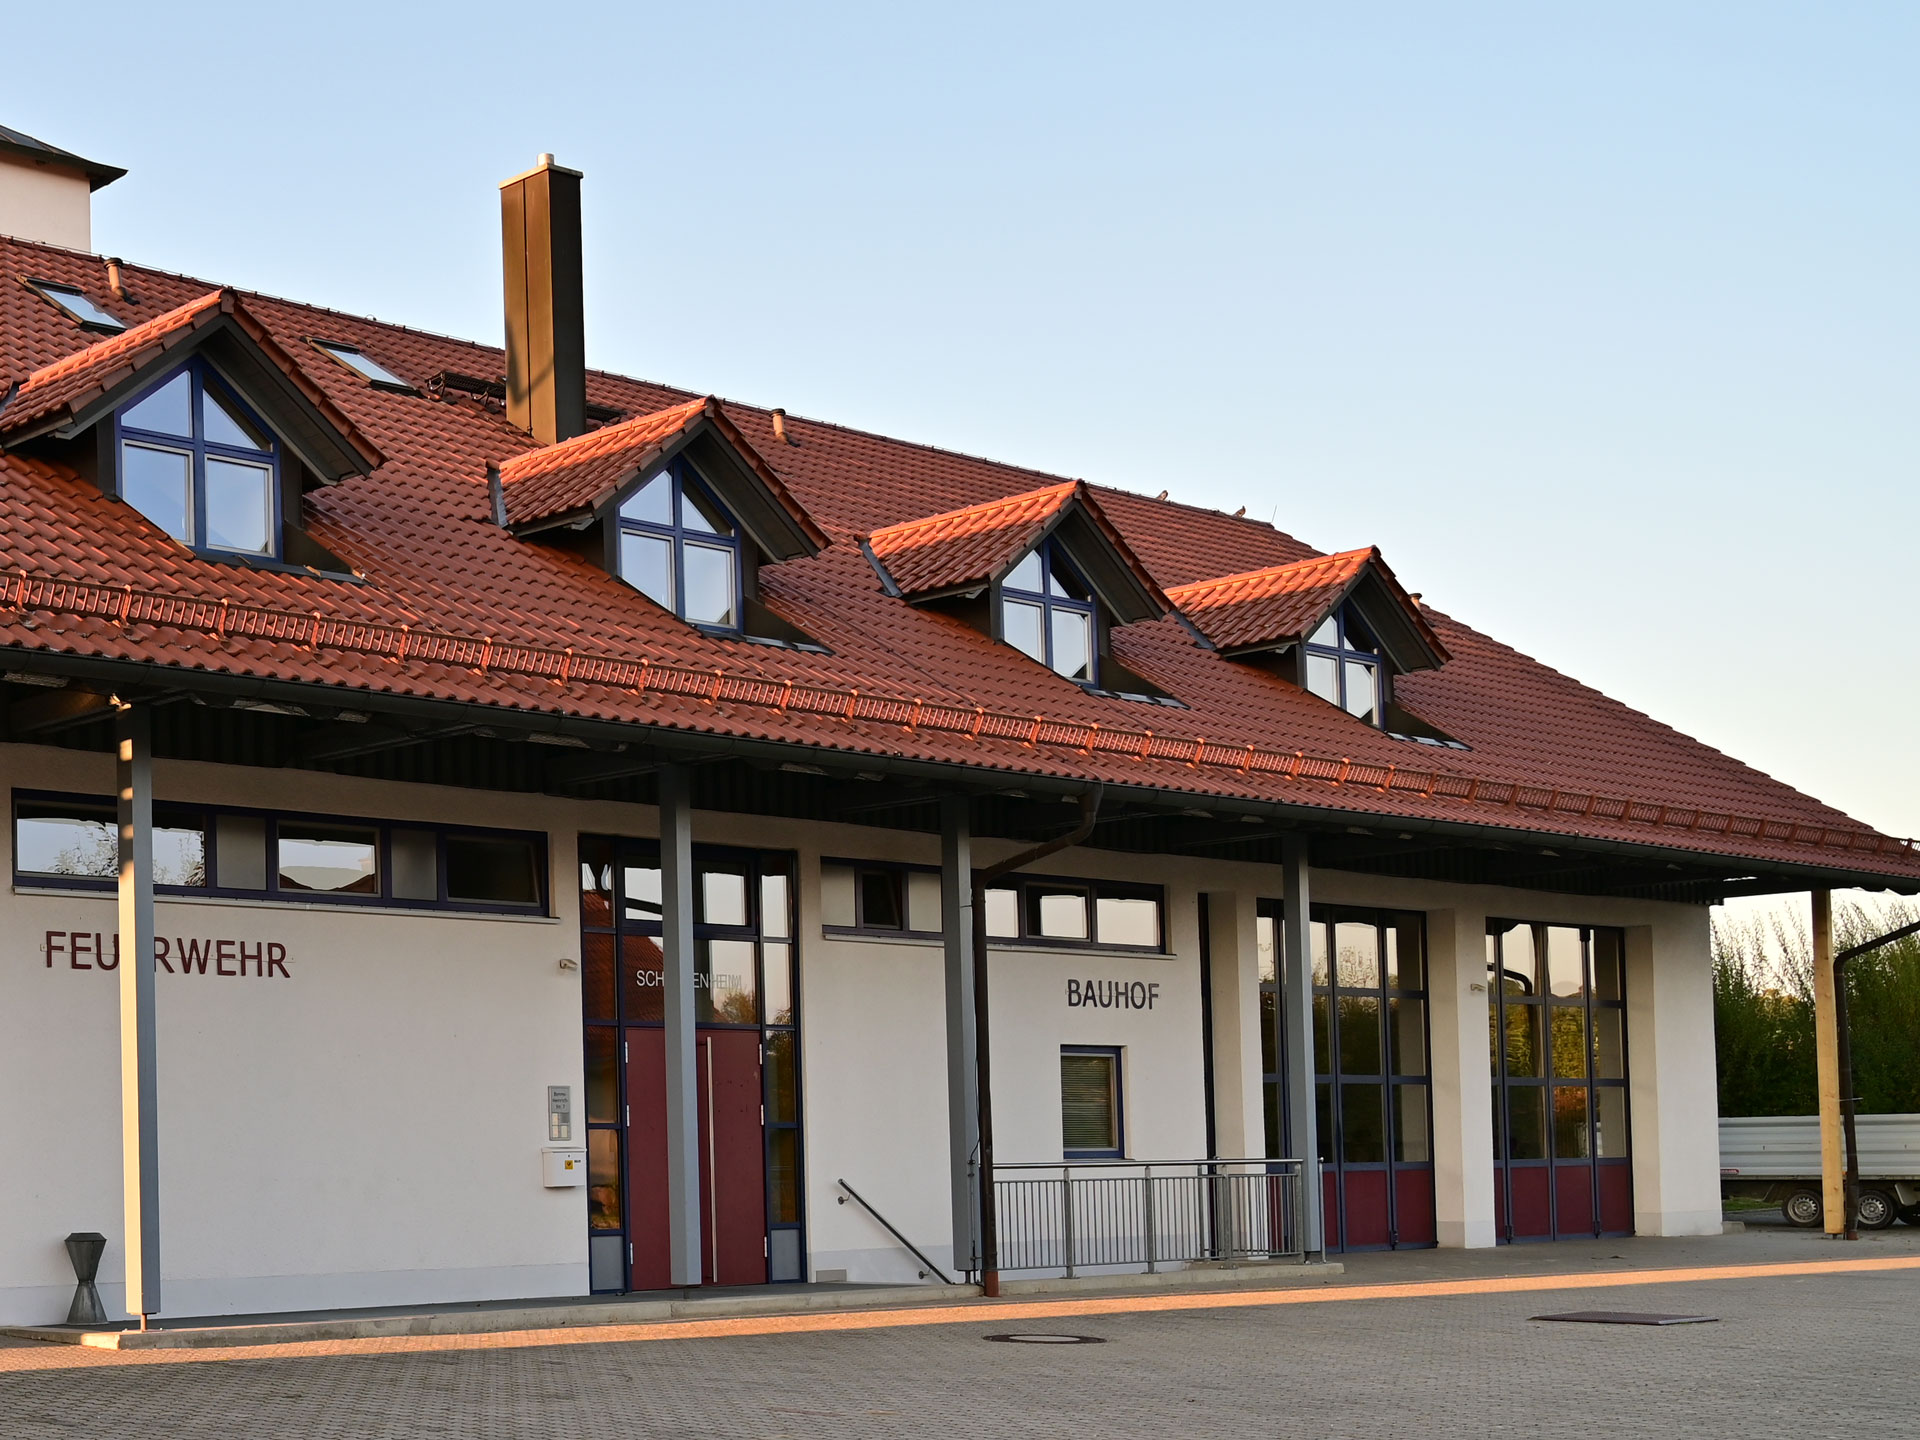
984 1333 1106 1345
1532 1311 1717 1326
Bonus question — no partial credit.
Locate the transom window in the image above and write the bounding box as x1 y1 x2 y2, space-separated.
617 458 742 631
1001 539 1096 684
1304 604 1382 726
116 361 278 557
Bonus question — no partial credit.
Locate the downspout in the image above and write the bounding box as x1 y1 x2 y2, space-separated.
972 784 1102 1297
1831 915 1920 1240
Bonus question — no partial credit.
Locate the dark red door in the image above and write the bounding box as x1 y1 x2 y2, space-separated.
625 1027 767 1289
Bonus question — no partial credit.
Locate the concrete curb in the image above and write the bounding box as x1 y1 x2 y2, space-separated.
995 1261 1343 1296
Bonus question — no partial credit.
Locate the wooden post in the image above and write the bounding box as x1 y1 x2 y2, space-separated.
1811 891 1844 1237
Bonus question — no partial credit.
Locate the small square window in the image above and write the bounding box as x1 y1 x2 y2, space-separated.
28 280 123 332
311 340 412 391
1061 1048 1122 1158
858 868 904 930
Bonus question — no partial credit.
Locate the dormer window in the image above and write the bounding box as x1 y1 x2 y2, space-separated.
1304 604 1381 725
116 361 278 556
1001 539 1097 684
617 457 742 631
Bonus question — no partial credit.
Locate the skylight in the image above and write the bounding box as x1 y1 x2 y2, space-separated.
311 340 411 390
28 280 123 332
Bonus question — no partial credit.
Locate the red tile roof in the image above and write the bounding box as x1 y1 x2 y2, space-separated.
0 234 1911 885
1169 547 1448 662
867 480 1080 595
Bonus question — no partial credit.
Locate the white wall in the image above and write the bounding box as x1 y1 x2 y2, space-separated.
0 156 92 252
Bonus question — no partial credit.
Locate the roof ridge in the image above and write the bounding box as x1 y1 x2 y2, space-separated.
867 478 1082 543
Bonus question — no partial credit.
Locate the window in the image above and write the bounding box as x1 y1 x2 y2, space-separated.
1000 540 1096 684
1303 604 1383 726
616 459 743 632
982 873 1163 951
26 280 123 332
116 361 278 557
1061 1047 1123 1158
311 340 412 391
820 860 942 935
12 792 545 914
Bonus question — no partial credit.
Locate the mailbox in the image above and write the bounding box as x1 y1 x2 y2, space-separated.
542 1147 586 1188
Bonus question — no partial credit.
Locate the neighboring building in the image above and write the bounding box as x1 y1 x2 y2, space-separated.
1 139 1915 1327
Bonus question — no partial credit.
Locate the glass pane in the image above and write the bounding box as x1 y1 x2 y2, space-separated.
1312 994 1331 1074
1550 1005 1588 1079
1095 895 1159 948
1595 1086 1630 1158
701 866 749 926
317 343 408 387
1334 921 1380 990
1259 987 1278 1075
1263 1078 1282 1159
1546 926 1586 998
1311 921 1330 987
1307 615 1337 647
204 458 273 554
1343 659 1378 724
1592 1007 1625 1080
622 934 664 1023
446 834 540 905
201 386 268 450
622 863 662 921
619 473 671 525
391 828 438 901
819 863 856 927
1342 611 1379 653
1340 1082 1385 1162
148 809 205 886
1592 930 1624 1001
1494 924 1538 997
276 823 378 894
760 871 791 939
1256 914 1276 985
15 802 117 878
121 443 191 542
214 813 266 890
585 1025 618 1123
1050 606 1092 682
1061 1053 1118 1153
1505 1086 1547 1160
682 542 736 627
582 932 616 1021
1553 1087 1591 1159
1030 885 1089 941
38 284 122 329
1490 1084 1505 1158
1002 598 1044 662
587 1129 621 1230
1503 1004 1543 1077
1393 1084 1431 1162
767 1030 797 1124
122 371 191 436
699 937 758 1023
1388 997 1427 1076
1337 994 1382 1076
620 531 674 610
1005 549 1043 593
1315 1083 1333 1163
769 1129 800 1223
763 942 793 1026
985 887 1018 937
579 837 614 927
1047 550 1089 600
859 869 903 929
1306 652 1338 703
1386 916 1425 990
679 478 732 535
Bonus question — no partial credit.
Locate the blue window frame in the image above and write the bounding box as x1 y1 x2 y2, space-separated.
1000 539 1097 684
1061 1046 1124 1159
114 359 280 558
616 458 743 632
1303 604 1383 726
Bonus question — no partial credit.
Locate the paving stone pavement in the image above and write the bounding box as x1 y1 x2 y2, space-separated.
3 1232 1917 1439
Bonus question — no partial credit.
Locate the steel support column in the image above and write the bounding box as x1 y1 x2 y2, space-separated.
658 765 703 1285
940 795 980 1277
1280 835 1324 1257
115 702 161 1323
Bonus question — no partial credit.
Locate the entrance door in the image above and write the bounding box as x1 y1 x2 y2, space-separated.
1488 922 1632 1242
624 1028 768 1288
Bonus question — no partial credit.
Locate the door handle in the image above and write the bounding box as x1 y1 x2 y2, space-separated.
703 1038 718 1283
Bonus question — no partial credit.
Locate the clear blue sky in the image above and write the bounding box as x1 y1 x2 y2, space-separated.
14 4 1918 889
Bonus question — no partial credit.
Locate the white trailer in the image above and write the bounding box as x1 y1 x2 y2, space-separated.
1720 1114 1920 1228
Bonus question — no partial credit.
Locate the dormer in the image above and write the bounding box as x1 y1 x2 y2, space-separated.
1168 547 1450 731
495 395 827 642
0 288 381 572
864 481 1170 693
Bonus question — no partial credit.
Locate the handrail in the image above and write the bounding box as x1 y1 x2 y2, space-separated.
994 1156 1297 1170
835 1179 957 1285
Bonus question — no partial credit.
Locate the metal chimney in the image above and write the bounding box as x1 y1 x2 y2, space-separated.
500 154 585 447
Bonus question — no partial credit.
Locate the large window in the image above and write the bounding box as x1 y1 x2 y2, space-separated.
116 361 279 557
1061 1047 1123 1158
1000 540 1097 684
616 459 743 631
1303 604 1382 726
986 873 1164 951
13 792 545 914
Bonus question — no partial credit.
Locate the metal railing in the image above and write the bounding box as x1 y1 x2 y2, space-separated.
988 1158 1307 1277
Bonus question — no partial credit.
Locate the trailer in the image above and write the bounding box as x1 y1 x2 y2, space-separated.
1720 1114 1920 1228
